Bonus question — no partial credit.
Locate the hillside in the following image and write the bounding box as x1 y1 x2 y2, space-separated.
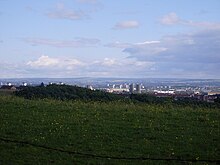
0 96 219 164
15 84 124 101
15 85 220 108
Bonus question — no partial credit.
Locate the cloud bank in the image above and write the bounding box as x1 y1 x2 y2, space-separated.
23 55 154 78
122 29 220 78
27 55 84 69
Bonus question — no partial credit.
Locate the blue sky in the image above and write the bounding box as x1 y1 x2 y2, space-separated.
0 0 220 78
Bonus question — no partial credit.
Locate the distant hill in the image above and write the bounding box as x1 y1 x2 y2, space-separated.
14 84 220 108
15 84 124 102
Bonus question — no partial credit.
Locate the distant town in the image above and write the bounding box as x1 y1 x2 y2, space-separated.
1 78 220 103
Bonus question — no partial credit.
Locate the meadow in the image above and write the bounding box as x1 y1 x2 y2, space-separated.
0 95 219 164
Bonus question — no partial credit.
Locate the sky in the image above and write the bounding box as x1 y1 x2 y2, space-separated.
0 0 220 78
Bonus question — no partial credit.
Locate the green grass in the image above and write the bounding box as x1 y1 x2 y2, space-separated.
0 89 15 96
0 96 219 164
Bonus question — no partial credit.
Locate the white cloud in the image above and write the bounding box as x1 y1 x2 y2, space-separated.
102 58 117 66
105 40 160 49
91 58 118 67
92 57 154 69
114 20 139 29
185 21 220 29
47 10 86 20
134 41 160 45
84 57 155 77
0 61 30 78
160 12 220 29
47 3 87 20
124 29 220 63
64 59 84 70
23 37 100 48
105 41 132 48
27 56 59 67
122 29 220 78
160 12 180 25
25 55 155 78
46 1 102 20
5 27 220 78
134 61 151 67
27 55 84 69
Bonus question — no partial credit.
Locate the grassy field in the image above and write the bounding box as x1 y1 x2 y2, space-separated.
0 89 15 96
0 95 219 164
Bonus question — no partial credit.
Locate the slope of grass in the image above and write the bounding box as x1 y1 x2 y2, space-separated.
0 96 219 164
0 89 15 96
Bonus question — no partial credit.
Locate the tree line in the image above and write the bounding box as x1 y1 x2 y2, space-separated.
15 84 123 102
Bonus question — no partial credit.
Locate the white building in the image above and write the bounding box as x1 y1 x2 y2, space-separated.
129 84 135 93
136 84 142 94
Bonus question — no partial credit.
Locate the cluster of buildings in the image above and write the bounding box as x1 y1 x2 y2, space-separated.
100 83 220 103
1 80 220 103
129 83 142 94
100 83 143 94
0 82 28 92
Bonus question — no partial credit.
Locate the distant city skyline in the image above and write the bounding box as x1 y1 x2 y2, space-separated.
1 0 220 78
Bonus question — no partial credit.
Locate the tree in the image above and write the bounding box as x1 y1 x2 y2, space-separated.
40 82 45 87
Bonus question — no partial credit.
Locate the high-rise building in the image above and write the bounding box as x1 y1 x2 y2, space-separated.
22 82 28 86
136 84 142 94
86 85 93 90
129 83 135 93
